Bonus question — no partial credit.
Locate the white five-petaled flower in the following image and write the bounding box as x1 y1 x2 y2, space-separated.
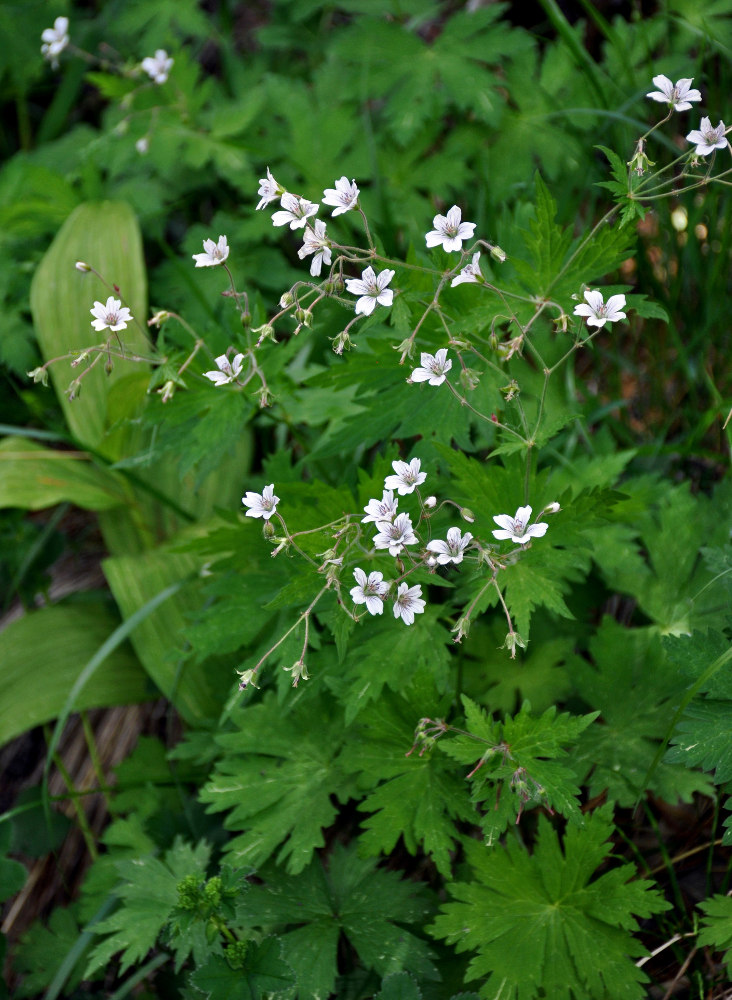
203 353 244 386
345 266 395 316
686 117 728 156
372 513 417 557
256 167 282 210
41 17 69 68
90 297 133 333
451 251 482 287
141 50 173 85
426 527 473 565
384 458 426 496
192 235 229 268
350 568 389 615
646 75 701 112
393 582 426 625
271 192 319 230
492 505 548 545
242 484 280 520
573 289 627 328
322 176 360 216
425 205 476 253
410 348 452 386
362 490 398 525
298 220 332 277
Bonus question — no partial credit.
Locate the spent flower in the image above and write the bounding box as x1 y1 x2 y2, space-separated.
350 568 390 615
90 296 133 333
345 266 395 316
573 289 627 328
141 50 173 84
646 75 701 112
322 176 360 216
686 117 728 156
425 206 476 253
393 583 426 625
410 348 452 386
203 353 244 386
242 484 280 520
384 458 426 496
492 505 548 545
192 235 229 268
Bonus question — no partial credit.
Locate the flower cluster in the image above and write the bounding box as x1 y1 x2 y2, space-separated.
645 74 728 159
141 49 173 85
41 17 69 68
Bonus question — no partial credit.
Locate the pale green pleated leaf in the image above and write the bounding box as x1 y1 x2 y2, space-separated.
30 201 148 450
0 437 127 511
0 605 151 747
102 541 222 724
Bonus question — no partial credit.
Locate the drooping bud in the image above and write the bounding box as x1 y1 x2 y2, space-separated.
460 507 475 523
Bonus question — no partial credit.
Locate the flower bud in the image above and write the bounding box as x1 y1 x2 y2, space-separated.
423 495 437 509
70 350 91 369
490 244 507 263
75 261 92 272
296 308 313 327
148 310 170 327
135 137 149 155
460 507 475 523
262 520 276 539
279 291 294 308
543 501 561 514
240 310 251 329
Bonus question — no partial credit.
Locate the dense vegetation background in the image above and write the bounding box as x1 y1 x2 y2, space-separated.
1 1 731 998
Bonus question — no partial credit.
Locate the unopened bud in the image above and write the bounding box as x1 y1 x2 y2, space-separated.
423 495 436 509
279 291 294 308
296 308 313 327
460 507 475 524
262 521 276 539
75 261 92 273
105 357 114 374
543 501 561 514
240 311 251 329
490 244 507 263
70 350 91 369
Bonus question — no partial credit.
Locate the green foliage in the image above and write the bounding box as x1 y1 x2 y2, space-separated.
430 807 670 1000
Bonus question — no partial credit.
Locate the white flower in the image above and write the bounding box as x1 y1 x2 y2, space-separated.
256 167 282 210
373 513 417 557
192 235 229 268
135 137 149 155
362 490 398 525
322 176 360 216
686 117 728 156
424 496 436 509
573 289 627 328
451 251 482 287
425 205 476 253
298 220 332 277
384 458 426 496
41 17 69 68
203 353 244 386
271 192 319 230
90 297 133 333
646 75 701 112
410 348 452 386
350 568 389 615
345 266 395 316
492 505 548 545
141 50 173 85
426 527 473 565
393 582 425 625
242 484 280 520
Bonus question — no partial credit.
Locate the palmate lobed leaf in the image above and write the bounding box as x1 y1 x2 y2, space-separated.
429 806 669 1000
236 843 437 1000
